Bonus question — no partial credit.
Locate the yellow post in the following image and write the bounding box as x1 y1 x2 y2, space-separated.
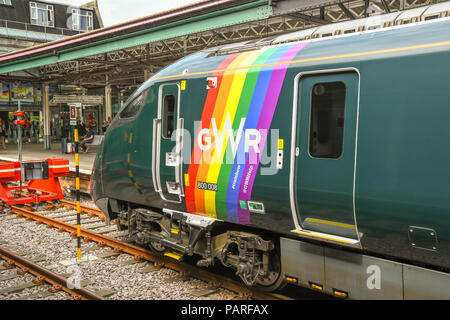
74 125 81 261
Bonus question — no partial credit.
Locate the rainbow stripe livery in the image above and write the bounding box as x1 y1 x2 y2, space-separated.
185 42 308 223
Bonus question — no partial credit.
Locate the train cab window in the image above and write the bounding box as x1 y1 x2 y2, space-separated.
119 90 148 119
162 95 176 139
309 82 346 159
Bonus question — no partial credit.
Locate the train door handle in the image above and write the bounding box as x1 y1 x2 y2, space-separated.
166 181 181 195
166 152 179 167
176 117 185 197
295 147 300 157
152 118 162 193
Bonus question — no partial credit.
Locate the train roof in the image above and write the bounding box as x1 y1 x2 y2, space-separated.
127 2 450 102
207 1 450 54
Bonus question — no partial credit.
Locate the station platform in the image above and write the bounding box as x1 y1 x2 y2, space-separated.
0 143 95 175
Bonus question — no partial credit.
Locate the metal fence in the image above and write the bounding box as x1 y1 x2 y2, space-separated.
0 19 84 42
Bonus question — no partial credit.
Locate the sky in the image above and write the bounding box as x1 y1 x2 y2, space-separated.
46 0 202 27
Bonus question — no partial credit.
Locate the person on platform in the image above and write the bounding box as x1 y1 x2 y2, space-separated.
80 125 95 153
24 117 31 142
78 121 87 137
90 119 97 133
7 118 13 140
31 118 40 143
102 116 112 133
0 118 6 150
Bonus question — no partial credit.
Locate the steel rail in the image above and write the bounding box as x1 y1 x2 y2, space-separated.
59 199 105 220
9 204 291 300
0 245 103 300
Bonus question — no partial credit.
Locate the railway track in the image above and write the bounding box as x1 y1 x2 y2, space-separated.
60 171 92 195
0 245 103 300
2 200 293 300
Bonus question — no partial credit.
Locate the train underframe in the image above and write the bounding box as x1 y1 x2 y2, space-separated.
109 200 285 291
98 198 450 298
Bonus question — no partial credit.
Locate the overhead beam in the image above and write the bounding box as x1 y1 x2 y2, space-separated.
42 63 151 83
338 3 356 20
22 70 40 78
286 12 331 25
160 40 178 59
381 0 391 13
76 57 131 67
0 75 41 83
120 49 147 65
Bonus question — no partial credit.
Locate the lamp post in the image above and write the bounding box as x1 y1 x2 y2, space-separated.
14 102 25 194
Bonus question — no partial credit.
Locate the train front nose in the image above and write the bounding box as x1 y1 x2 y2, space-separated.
89 166 95 198
91 167 111 224
90 143 112 224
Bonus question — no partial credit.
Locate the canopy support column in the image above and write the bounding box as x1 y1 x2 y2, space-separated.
43 83 51 150
105 84 112 121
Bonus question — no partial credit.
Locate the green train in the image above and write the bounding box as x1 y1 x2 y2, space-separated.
91 4 450 299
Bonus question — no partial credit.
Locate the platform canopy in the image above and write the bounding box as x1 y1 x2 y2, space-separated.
0 0 440 90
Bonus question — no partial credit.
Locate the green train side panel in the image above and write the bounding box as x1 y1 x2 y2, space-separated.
356 50 450 270
93 19 450 272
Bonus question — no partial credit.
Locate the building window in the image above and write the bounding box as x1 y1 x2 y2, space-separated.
0 0 12 5
309 82 346 159
72 8 93 31
30 2 54 27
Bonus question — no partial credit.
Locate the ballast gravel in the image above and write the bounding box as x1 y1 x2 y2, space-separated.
0 204 237 300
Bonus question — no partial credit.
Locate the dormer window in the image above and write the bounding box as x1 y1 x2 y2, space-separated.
30 2 54 27
72 8 93 31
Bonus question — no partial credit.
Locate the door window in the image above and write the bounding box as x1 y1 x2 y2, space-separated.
309 82 346 159
162 95 175 139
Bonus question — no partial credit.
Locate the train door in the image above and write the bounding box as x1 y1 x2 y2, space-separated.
152 83 184 203
291 70 360 242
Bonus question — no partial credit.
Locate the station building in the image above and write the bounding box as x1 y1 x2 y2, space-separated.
0 0 103 144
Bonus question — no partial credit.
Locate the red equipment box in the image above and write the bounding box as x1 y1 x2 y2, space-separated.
0 158 69 207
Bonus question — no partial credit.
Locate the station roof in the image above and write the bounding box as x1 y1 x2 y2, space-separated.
0 0 270 70
0 0 444 91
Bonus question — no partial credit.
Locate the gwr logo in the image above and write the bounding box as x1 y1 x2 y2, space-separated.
197 113 261 156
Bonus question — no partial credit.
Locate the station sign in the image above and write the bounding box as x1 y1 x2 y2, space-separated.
51 94 103 105
69 103 82 125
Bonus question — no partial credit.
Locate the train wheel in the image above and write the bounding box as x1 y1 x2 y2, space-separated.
255 251 286 292
148 241 168 255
